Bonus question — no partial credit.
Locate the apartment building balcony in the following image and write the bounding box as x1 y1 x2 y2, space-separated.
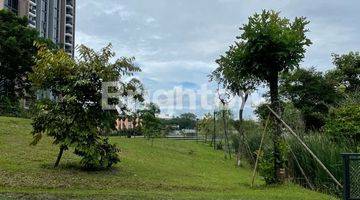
66 4 73 9
65 23 73 28
66 13 73 18
29 0 36 6
28 11 36 18
28 23 36 28
64 42 73 48
65 32 73 37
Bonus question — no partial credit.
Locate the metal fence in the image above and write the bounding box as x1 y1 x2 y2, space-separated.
342 153 360 200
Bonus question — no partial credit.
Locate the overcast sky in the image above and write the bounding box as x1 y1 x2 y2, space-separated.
75 0 360 118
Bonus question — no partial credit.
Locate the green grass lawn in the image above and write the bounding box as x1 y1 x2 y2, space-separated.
0 116 337 199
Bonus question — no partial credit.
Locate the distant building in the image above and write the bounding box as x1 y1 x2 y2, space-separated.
115 118 141 131
0 0 76 57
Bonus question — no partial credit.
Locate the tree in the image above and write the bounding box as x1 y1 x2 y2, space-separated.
30 44 143 169
231 10 312 182
177 113 197 130
280 68 340 131
212 43 259 121
326 52 360 93
198 113 214 143
0 10 53 114
211 42 259 166
140 103 162 144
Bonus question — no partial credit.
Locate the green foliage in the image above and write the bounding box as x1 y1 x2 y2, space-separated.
140 103 162 141
326 52 360 92
232 119 262 162
281 103 305 134
251 102 348 195
75 137 120 170
212 43 259 94
280 68 340 131
30 44 142 169
235 10 312 82
163 112 197 130
0 96 20 117
197 113 213 142
324 103 360 148
258 139 290 185
211 41 259 121
0 10 54 110
287 134 347 195
258 151 276 184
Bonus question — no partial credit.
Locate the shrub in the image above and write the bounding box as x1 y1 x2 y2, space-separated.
325 103 360 148
75 138 120 170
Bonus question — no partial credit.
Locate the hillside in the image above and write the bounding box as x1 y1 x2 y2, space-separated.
0 117 336 199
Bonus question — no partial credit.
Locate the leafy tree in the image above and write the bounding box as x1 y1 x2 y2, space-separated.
280 68 340 131
0 10 53 115
231 10 312 182
179 112 197 129
140 103 162 144
211 42 260 165
160 113 197 130
326 52 360 92
30 44 143 169
212 43 259 121
198 113 213 143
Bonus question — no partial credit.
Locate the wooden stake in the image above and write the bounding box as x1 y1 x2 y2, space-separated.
266 105 343 188
251 114 270 187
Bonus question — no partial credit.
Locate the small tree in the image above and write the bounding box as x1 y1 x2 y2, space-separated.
198 113 213 143
140 103 162 145
30 44 143 169
232 10 312 182
280 68 340 131
211 42 259 166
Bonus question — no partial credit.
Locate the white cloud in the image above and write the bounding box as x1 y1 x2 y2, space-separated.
75 0 360 117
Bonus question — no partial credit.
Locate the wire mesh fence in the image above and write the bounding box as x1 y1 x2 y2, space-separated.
342 153 360 200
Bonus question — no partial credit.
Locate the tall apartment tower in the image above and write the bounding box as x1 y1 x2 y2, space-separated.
0 0 76 57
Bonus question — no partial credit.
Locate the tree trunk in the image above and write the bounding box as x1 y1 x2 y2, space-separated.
223 108 231 159
269 74 283 183
237 93 248 167
54 145 66 168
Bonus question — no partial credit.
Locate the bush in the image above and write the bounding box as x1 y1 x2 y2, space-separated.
75 138 120 170
0 96 17 116
325 103 360 148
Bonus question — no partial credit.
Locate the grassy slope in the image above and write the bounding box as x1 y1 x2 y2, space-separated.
0 117 336 200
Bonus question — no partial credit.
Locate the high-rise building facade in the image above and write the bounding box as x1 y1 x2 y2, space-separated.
0 0 76 57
